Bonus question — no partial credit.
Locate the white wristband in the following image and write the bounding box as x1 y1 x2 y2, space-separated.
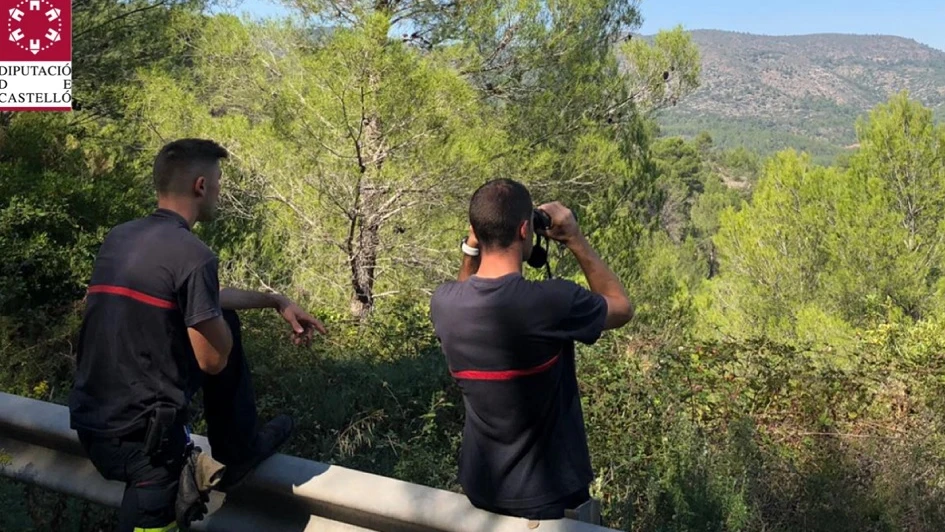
461 240 480 257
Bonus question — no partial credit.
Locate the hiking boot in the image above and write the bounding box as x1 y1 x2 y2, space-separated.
217 414 294 492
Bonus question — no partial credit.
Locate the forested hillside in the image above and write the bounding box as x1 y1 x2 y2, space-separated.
3 2 945 531
655 30 945 162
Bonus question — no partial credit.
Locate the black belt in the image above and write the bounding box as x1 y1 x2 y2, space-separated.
100 407 183 453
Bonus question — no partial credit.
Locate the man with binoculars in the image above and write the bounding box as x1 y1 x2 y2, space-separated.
430 178 633 522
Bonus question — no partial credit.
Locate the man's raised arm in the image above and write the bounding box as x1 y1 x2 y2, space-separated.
457 227 481 282
538 202 633 330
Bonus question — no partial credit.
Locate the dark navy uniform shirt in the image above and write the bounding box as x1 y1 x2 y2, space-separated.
69 209 222 437
430 272 608 510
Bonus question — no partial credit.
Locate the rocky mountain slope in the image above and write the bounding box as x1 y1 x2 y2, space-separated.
655 30 945 161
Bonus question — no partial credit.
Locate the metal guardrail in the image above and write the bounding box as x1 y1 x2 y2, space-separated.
0 392 622 532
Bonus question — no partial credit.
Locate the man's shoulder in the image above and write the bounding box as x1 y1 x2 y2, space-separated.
110 215 217 268
175 230 216 263
432 279 460 294
532 277 585 299
99 216 153 254
531 277 606 316
431 280 462 308
102 215 146 240
145 216 216 263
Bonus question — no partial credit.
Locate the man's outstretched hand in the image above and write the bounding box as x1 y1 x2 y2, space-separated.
274 296 327 346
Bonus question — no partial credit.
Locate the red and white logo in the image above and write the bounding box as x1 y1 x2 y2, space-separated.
1 0 72 111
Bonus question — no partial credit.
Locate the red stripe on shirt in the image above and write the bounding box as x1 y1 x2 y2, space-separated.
87 285 178 310
450 354 561 381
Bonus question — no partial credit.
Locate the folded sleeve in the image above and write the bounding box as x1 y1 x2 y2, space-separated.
178 257 222 327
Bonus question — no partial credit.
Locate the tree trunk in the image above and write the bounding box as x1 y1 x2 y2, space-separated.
349 182 381 320
0 112 11 149
347 70 387 321
708 243 718 279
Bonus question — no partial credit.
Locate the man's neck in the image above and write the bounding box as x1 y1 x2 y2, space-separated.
474 248 523 279
156 197 198 229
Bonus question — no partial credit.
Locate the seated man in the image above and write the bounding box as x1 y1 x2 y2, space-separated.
68 138 326 532
430 178 632 521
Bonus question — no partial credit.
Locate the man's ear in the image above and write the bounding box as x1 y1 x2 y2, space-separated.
519 219 529 240
193 175 206 198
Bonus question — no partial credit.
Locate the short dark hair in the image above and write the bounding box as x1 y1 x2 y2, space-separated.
152 138 228 194
469 178 533 250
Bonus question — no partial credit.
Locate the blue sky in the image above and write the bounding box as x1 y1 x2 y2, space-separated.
233 0 945 51
639 0 945 51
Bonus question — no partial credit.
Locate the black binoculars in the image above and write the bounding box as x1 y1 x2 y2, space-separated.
528 209 552 270
528 207 577 273
533 209 552 233
533 208 577 233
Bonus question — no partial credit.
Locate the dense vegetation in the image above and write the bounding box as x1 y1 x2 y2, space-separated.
3 2 945 531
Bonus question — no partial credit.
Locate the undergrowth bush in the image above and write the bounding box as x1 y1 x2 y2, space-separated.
5 297 945 531
579 322 945 531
